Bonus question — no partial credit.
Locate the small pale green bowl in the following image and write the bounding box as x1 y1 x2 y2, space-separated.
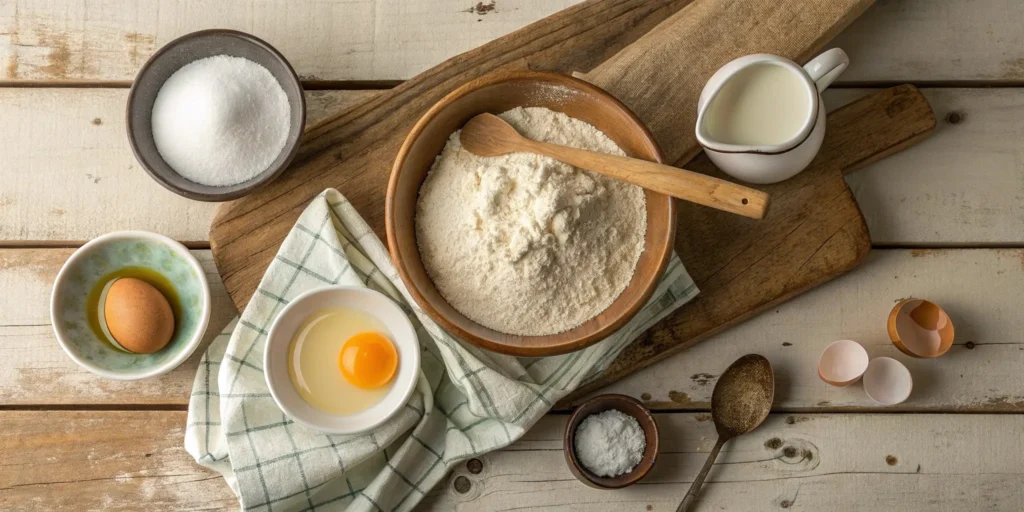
50 231 211 380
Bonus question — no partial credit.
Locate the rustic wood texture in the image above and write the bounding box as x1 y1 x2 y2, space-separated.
425 413 1024 510
209 0 872 311
7 411 1024 511
2 87 1021 245
0 411 237 511
0 249 234 406
8 248 1024 411
567 85 935 399
209 0 695 312
0 0 581 83
4 2 1024 510
580 0 872 166
4 1 1024 85
0 88 379 244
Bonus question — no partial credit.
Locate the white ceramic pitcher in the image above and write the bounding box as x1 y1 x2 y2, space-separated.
695 48 849 184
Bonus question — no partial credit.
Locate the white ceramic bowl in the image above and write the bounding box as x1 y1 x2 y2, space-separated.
264 286 420 434
50 231 212 380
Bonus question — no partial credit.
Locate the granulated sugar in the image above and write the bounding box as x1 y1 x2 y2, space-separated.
151 55 291 187
414 107 646 336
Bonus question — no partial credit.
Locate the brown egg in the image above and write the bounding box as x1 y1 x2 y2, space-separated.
102 277 175 354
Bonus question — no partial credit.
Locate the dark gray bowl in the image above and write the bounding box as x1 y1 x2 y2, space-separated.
127 29 305 202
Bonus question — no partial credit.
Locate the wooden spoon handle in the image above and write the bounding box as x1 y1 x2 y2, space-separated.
678 436 727 512
529 140 769 219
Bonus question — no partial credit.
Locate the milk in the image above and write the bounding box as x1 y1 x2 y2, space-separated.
702 63 811 147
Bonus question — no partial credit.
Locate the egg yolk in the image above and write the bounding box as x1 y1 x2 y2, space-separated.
339 332 398 389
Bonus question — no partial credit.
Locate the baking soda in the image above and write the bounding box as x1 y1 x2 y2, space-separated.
574 409 646 477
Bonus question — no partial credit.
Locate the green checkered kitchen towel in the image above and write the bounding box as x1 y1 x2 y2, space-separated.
185 188 698 511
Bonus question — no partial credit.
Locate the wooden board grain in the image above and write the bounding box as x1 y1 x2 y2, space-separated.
5 0 1024 85
210 0 696 308
0 411 237 511
568 85 936 400
0 88 379 244
0 0 582 83
0 249 235 406
423 413 1024 510
0 87 1018 245
8 249 1024 411
7 411 1024 511
210 0 872 308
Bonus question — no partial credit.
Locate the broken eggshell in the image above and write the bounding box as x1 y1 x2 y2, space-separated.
817 339 869 386
862 357 913 405
888 298 954 358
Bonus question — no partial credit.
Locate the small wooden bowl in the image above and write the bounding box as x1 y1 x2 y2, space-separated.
563 394 659 489
386 70 675 356
888 298 955 358
127 29 305 202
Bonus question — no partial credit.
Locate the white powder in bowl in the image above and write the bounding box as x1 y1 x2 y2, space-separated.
151 55 291 187
574 409 647 477
414 106 646 336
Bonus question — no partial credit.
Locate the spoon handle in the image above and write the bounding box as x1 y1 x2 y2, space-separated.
527 139 769 220
677 436 727 512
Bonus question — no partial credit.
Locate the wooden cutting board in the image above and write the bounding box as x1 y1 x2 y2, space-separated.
210 0 910 390
565 85 935 402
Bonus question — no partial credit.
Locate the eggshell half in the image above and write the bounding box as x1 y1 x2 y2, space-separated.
817 339 869 386
863 357 913 406
888 298 954 358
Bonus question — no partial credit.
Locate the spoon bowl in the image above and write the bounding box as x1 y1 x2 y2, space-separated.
678 354 774 511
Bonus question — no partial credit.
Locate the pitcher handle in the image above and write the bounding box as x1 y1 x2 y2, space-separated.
804 48 849 92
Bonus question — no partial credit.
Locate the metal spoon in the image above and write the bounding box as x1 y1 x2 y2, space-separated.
678 354 774 511
458 113 769 219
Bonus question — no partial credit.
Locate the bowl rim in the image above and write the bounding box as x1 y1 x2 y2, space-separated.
385 69 676 356
126 28 307 202
49 230 213 381
262 285 422 435
563 393 659 488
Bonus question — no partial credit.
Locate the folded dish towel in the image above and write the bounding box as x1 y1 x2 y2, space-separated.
185 189 698 511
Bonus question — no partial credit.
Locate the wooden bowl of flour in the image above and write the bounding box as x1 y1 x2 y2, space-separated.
386 70 675 356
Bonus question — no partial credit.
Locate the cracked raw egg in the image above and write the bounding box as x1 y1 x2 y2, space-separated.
339 332 398 389
288 307 397 415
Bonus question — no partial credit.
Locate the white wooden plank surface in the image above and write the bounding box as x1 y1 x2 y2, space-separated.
0 88 378 243
4 248 1022 410
1 87 1020 245
597 248 1024 412
0 249 236 405
2 0 1023 84
833 0 1024 83
6 410 1024 511
826 88 1024 245
0 411 237 511
424 413 1024 511
0 0 579 83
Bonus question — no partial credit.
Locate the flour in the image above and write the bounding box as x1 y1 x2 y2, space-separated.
414 107 646 336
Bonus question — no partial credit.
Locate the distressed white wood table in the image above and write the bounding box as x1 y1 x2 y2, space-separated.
3 1 1023 510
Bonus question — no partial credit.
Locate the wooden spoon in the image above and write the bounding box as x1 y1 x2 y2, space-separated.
460 113 770 219
678 354 774 511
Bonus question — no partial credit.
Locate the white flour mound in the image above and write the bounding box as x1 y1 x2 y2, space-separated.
414 107 647 336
